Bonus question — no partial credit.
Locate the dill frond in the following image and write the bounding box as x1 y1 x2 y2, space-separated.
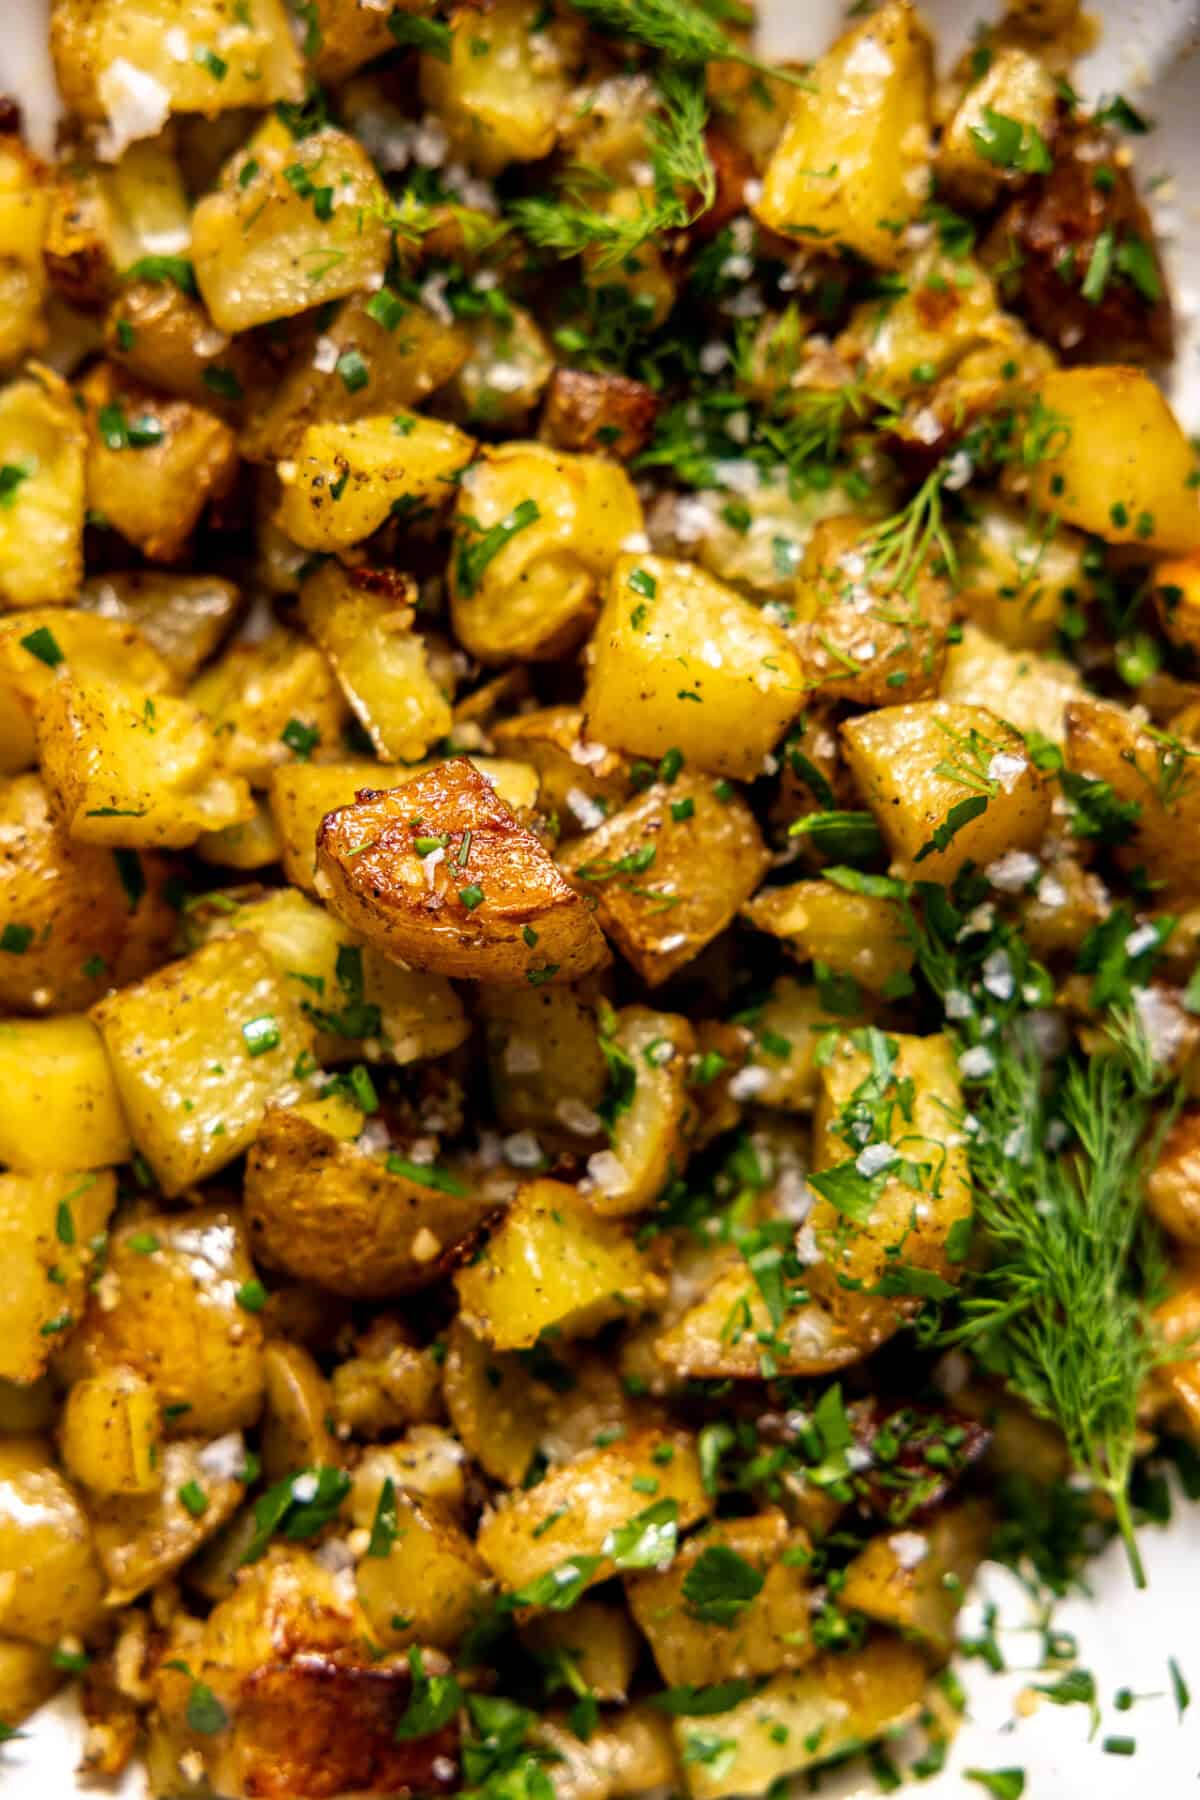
565 0 814 89
861 463 958 597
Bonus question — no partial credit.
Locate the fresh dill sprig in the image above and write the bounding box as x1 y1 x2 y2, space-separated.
861 462 958 596
904 886 1178 1587
564 0 813 88
509 68 714 269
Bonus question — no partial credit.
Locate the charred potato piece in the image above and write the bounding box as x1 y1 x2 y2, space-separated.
540 368 659 461
316 757 610 985
560 772 769 987
246 1104 494 1299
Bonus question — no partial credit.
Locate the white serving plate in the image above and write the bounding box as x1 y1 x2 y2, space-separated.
1 1 1198 1793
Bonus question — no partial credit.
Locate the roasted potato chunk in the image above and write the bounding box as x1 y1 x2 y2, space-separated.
588 1007 696 1216
59 1365 161 1498
560 772 769 987
91 934 316 1193
80 571 240 681
450 444 643 665
742 879 915 1000
0 134 50 365
937 47 1058 207
540 367 659 461
0 368 86 609
939 622 1081 746
90 1435 245 1605
754 2 933 266
188 629 348 788
191 120 390 332
78 362 238 562
585 554 805 778
348 1475 491 1651
1147 1112 1200 1247
840 1501 991 1657
655 1263 864 1382
491 705 633 824
456 1178 655 1350
246 1104 493 1298
299 562 452 762
0 1169 115 1384
1064 695 1200 897
44 138 190 312
0 1436 105 1646
276 410 477 552
0 1016 130 1172
0 606 176 774
442 1317 552 1487
480 981 608 1146
317 758 610 985
105 277 259 414
420 0 577 174
842 700 1051 881
476 1428 708 1596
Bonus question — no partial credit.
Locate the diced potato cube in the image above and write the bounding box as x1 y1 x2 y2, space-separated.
956 499 1092 650
243 292 470 462
840 1501 991 1657
0 136 50 365
308 0 400 82
188 629 348 788
491 705 633 822
105 278 260 413
806 1030 971 1346
742 879 914 999
1154 550 1200 653
540 367 660 462
442 1317 552 1488
59 1366 161 1497
1027 367 1200 554
191 121 390 333
0 1169 115 1383
0 773 176 1013
61 1206 266 1435
349 1481 491 1651
90 934 315 1193
260 1340 340 1482
78 362 238 562
456 1178 655 1350
740 978 864 1111
585 554 805 778
671 1638 927 1798
328 1325 442 1442
1147 1111 1200 1246
276 411 476 552
627 1511 814 1686
51 0 304 121
299 562 451 762
268 754 534 894
0 1437 105 1645
937 48 1058 206
195 795 284 871
450 444 643 664
80 571 240 681
0 369 85 608
654 1262 862 1382
836 249 1009 401
589 1007 696 1216
560 772 769 986
523 1599 642 1704
1064 695 1200 896
842 699 1050 880
939 622 1082 745
480 982 608 1146
476 1428 708 1595
36 676 254 849
246 1104 492 1298
0 1016 129 1171
754 2 933 267
45 138 190 312
791 515 952 703
90 1437 245 1605
316 757 610 985
420 0 577 174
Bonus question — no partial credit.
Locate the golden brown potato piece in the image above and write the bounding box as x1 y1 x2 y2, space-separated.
0 132 49 367
791 516 952 703
261 1341 340 1483
442 1316 552 1487
90 1437 245 1605
1064 695 1200 897
0 773 176 1013
840 1501 992 1658
589 1007 696 1216
419 0 578 175
0 1436 105 1646
61 1207 267 1438
188 629 349 789
560 771 769 986
455 1178 655 1351
754 2 932 266
522 1598 641 1702
91 934 316 1194
955 499 1092 652
1027 367 1200 554
742 879 915 1000
476 1428 708 1597
0 1017 130 1172
0 368 86 610
939 622 1082 746
347 1472 491 1652
449 444 644 665
480 980 608 1148
1147 1111 1200 1246
105 278 259 414
245 1104 494 1299
540 368 660 461
937 46 1058 208
276 410 476 553
0 1638 61 1730
79 571 240 682
584 554 805 779
627 1511 815 1686
491 705 633 824
842 700 1051 881
77 362 239 563
329 1320 443 1441
655 1263 865 1382
1155 550 1200 653
0 1169 115 1384
59 1365 161 1498
317 758 610 985
671 1637 927 1798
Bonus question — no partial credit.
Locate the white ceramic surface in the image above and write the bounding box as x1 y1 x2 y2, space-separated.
1 1 1199 1793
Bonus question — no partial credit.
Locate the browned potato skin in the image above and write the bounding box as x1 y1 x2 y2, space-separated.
987 122 1173 365
60 1209 267 1439
559 771 769 986
491 705 634 822
1065 696 1200 898
90 1437 245 1605
105 279 260 416
442 1316 551 1487
0 773 176 1013
317 758 611 984
246 1105 495 1299
540 367 660 461
76 362 239 562
1147 1111 1200 1247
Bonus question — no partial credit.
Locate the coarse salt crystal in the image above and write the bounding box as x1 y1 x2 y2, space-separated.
1124 924 1160 958
557 1097 603 1136
958 1045 995 1079
97 60 171 161
888 1531 929 1570
986 849 1039 892
620 531 650 554
987 750 1027 790
197 1433 246 1482
981 949 1015 1001
944 989 973 1020
699 342 730 375
855 1141 898 1177
587 1150 627 1192
1134 986 1186 1066
312 335 340 373
729 1065 769 1100
502 1130 544 1168
291 1472 319 1504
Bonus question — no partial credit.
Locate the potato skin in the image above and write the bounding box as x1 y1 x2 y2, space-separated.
316 758 610 985
245 1105 495 1299
540 367 659 461
1148 1112 1200 1246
